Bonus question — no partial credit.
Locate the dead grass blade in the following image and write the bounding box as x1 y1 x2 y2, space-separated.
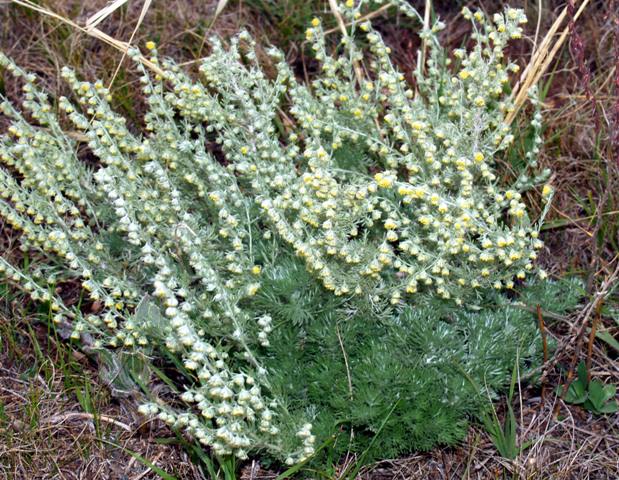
323 4 391 36
11 0 164 77
107 0 154 89
196 0 230 59
532 0 542 54
328 0 364 86
45 412 133 432
85 0 131 30
507 0 592 126
419 0 432 77
212 0 230 24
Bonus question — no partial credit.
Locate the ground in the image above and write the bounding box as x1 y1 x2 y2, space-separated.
0 0 618 478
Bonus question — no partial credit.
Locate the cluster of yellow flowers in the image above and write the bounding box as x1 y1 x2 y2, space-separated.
0 1 551 464
163 2 551 306
0 49 314 462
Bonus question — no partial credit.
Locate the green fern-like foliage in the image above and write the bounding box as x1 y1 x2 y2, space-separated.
250 250 578 461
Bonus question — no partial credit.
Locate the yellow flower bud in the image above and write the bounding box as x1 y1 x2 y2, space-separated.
374 172 393 188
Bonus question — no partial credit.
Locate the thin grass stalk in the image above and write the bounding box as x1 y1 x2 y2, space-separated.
107 0 154 89
507 0 591 126
419 0 432 77
85 0 131 29
328 0 364 86
11 0 164 77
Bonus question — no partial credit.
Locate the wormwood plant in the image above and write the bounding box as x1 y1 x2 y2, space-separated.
0 0 563 466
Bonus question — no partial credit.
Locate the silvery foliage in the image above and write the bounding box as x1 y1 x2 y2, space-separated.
0 1 551 463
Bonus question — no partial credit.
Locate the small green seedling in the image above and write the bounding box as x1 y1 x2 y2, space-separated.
560 361 618 414
482 359 533 460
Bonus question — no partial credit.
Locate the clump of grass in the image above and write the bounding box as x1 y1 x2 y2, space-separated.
529 0 619 427
0 306 201 479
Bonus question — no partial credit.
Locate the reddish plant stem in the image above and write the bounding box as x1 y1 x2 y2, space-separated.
612 0 619 166
537 304 549 403
566 0 599 136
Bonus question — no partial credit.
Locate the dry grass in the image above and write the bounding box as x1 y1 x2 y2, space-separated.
0 313 204 479
0 0 259 123
0 227 200 479
1 0 618 479
362 394 618 479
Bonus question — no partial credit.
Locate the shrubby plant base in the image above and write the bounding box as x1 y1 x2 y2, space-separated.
0 0 566 466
